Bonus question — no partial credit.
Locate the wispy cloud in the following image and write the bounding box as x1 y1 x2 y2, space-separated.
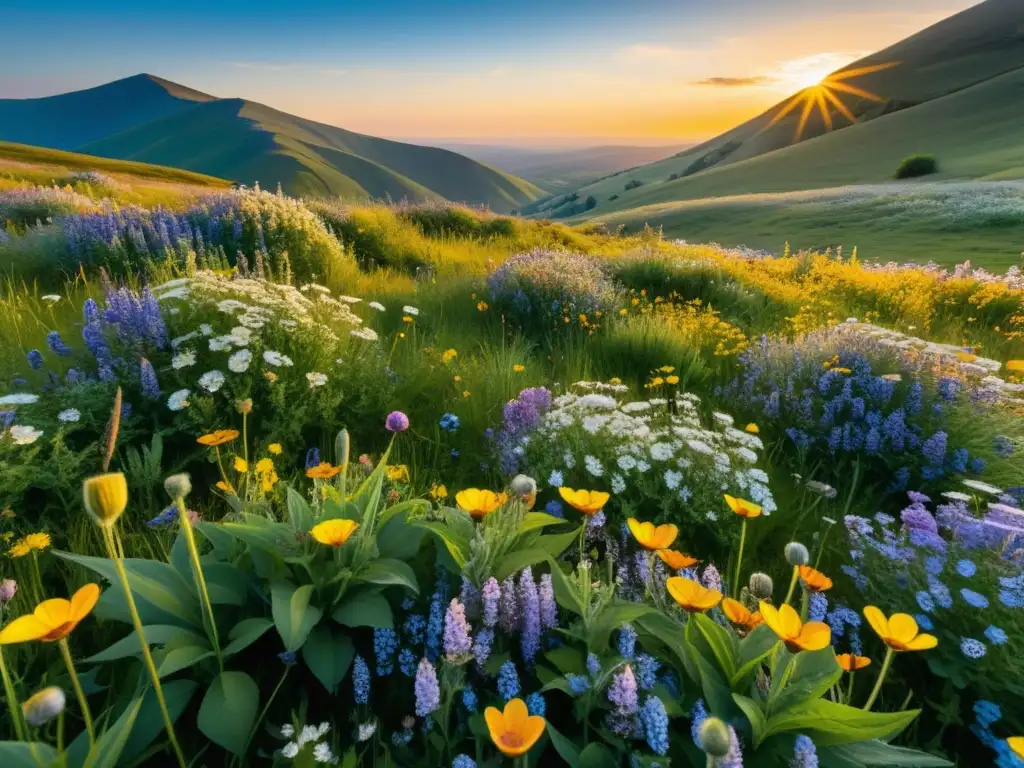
692 76 775 87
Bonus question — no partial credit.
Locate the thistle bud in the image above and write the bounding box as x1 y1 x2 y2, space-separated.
784 542 809 566
698 717 732 758
163 473 192 500
749 572 774 599
22 687 66 727
83 472 128 528
334 428 350 469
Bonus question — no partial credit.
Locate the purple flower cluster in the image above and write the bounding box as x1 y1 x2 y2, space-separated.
491 387 552 474
443 599 473 661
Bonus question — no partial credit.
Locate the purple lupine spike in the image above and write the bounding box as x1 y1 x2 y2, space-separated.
499 575 519 633
518 568 541 663
481 577 500 629
414 658 440 717
539 574 557 630
472 628 493 671
139 358 160 399
443 599 473 661
608 665 638 715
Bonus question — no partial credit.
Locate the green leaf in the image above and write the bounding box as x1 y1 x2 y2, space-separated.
156 645 215 678
357 558 419 595
0 743 58 768
412 520 469 568
197 671 260 756
693 613 738 680
822 740 953 767
693 650 736 718
378 498 430 529
494 548 553 582
771 647 842 715
302 622 355 694
578 742 617 768
376 510 427 560
333 590 393 629
87 694 145 768
118 680 196 766
636 612 693 681
55 551 202 628
202 563 249 606
590 602 656 653
520 512 568 534
731 625 778 689
764 699 921 746
271 581 323 652
83 625 205 664
538 527 583 557
544 646 584 676
545 720 581 765
222 617 274 657
544 556 583 617
732 693 767 746
286 487 314 532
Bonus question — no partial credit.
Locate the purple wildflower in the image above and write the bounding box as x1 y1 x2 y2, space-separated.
481 578 500 628
518 568 541 663
608 665 638 715
443 599 473 661
499 575 519 633
139 358 160 399
385 411 410 432
414 659 440 716
538 574 557 630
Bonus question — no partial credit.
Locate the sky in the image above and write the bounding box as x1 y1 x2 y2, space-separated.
0 0 977 146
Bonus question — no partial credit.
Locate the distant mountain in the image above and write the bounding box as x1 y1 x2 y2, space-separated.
548 0 1024 217
436 143 689 192
0 74 544 212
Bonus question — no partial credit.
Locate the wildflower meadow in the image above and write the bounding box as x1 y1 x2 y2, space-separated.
0 173 1023 768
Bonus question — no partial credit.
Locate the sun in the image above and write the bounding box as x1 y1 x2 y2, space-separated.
766 60 900 140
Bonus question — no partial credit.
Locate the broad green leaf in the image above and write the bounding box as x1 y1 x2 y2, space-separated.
86 694 144 768
197 671 260 756
544 646 584 676
731 625 778 689
590 602 656 653
636 612 693 681
271 581 323 652
286 487 314 532
732 693 767 746
357 558 419 594
222 617 274 657
156 644 215 678
84 625 205 664
196 522 235 556
578 742 617 768
411 520 469 568
693 613 738 680
118 680 197 766
545 720 581 765
333 590 393 628
302 624 356 694
378 498 430 529
520 512 569 534
376 511 427 560
771 647 842 715
0 743 58 768
822 740 953 767
539 527 583 557
544 556 583 617
494 548 554 582
213 521 289 554
764 699 921 746
56 551 201 628
202 563 249 605
693 651 736 718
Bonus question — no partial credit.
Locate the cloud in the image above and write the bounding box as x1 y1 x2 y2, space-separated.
692 76 775 87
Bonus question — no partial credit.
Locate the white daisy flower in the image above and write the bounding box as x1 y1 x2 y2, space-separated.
198 370 226 393
209 336 233 352
306 372 328 388
57 408 81 423
0 393 40 405
9 425 43 444
962 479 1003 495
172 350 197 370
167 389 191 411
263 350 294 367
584 455 603 477
228 349 252 373
41 294 62 304
402 305 420 316
229 326 253 346
199 324 214 336
350 328 379 342
369 301 386 312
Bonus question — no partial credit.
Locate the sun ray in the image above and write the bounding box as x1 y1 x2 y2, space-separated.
826 80 885 102
821 88 857 124
828 61 901 81
796 95 817 141
766 92 810 129
815 89 833 131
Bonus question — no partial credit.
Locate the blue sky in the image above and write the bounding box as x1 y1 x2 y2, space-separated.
0 0 976 144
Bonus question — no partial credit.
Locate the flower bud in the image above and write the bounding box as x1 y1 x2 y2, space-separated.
0 578 16 603
22 687 66 727
83 472 128 528
334 428 350 469
699 717 732 758
164 473 192 500
236 398 253 414
510 474 537 508
784 542 809 566
749 572 774 599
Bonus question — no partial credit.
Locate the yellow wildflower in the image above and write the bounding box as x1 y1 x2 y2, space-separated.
442 348 458 363
23 533 50 552
233 457 248 473
513 364 525 373
477 301 488 312
386 465 410 484
429 483 448 500
268 443 283 454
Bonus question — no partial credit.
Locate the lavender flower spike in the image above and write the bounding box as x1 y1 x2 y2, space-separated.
608 665 638 715
414 658 440 717
443 598 473 662
518 567 541 663
481 577 501 628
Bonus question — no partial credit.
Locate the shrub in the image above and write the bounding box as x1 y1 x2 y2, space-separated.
0 186 98 229
624 180 645 191
896 154 938 179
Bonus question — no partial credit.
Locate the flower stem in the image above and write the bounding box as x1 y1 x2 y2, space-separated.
732 519 747 598
862 647 894 711
783 566 799 605
238 666 289 763
58 638 95 748
0 647 28 742
174 497 223 673
845 670 856 705
103 527 187 768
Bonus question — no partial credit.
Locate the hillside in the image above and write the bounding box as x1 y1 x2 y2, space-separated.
0 74 544 212
551 0 1024 214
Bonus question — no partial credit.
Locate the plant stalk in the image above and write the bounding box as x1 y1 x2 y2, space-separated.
732 519 747 598
58 638 95 747
174 497 223 672
862 647 895 711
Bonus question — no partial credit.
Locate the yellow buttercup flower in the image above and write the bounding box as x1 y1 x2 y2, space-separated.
722 598 763 631
558 488 610 515
744 423 759 434
7 540 31 558
837 653 871 671
798 565 833 592
310 519 359 547
627 518 678 551
485 698 545 757
233 457 248 473
759 601 830 652
402 315 413 324
82 473 128 528
442 348 457 363
462 391 471 398
429 483 448 500
386 465 410 484
513 364 525 373
666 577 722 613
477 301 488 312
268 443 283 455
1007 360 1024 373
863 606 937 651
255 458 274 473
1008 738 1024 760
306 462 343 479
215 480 235 494
656 549 699 570
0 584 100 644
197 429 240 447
22 532 51 552
456 489 507 520
723 494 762 518
658 365 675 373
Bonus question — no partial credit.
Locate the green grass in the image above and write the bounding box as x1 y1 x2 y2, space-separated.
585 181 1024 269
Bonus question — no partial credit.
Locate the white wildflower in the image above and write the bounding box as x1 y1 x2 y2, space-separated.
369 301 385 312
279 318 299 328
198 370 226 393
636 459 651 473
263 350 294 367
41 294 62 304
357 721 377 742
736 447 758 464
9 425 43 445
941 491 972 502
649 442 674 461
57 408 81 423
209 336 233 352
199 323 214 336
229 326 253 346
548 470 563 487
712 412 734 427
217 299 247 313
167 389 191 411
350 327 379 342
0 394 40 406
402 305 419 316
338 295 361 304
576 394 617 411
962 479 1003 495
228 349 252 373
563 452 576 469
687 439 714 456
172 350 197 370
611 474 626 494
584 455 603 477
280 724 295 739
313 742 337 764
306 372 328 388
806 480 837 498
617 454 637 471
664 469 682 490
171 331 198 347
281 742 299 758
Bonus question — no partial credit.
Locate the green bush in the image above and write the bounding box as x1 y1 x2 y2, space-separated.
895 154 938 179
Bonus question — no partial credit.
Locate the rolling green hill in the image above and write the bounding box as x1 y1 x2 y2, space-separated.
551 0 1024 215
0 74 544 212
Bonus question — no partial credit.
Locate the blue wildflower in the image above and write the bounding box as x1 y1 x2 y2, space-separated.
618 625 637 660
146 504 178 528
374 628 398 676
439 413 461 432
462 685 477 713
26 350 43 370
46 331 72 357
916 591 935 613
526 692 546 716
640 695 669 756
960 637 987 659
544 500 564 518
414 658 440 716
792 735 818 768
690 699 708 748
635 653 660 690
809 592 828 622
994 436 1015 458
957 559 977 578
608 665 638 715
975 699 1002 728
915 614 934 631
398 648 417 677
497 660 520 701
961 588 990 608
548 469 563 487
426 581 447 661
472 628 493 670
519 568 541 663
985 626 1008 646
278 651 297 666
304 447 321 470
567 674 590 696
586 652 601 679
352 655 370 704
928 577 953 609
452 756 476 768
139 358 160 399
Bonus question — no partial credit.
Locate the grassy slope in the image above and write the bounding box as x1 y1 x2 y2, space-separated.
0 140 231 187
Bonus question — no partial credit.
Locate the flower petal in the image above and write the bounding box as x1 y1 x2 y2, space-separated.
904 633 938 651
503 697 529 733
521 715 546 751
797 622 832 651
758 602 783 638
70 584 100 623
484 706 504 744
887 613 920 645
778 604 802 639
862 606 889 641
34 598 72 629
0 614 50 644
